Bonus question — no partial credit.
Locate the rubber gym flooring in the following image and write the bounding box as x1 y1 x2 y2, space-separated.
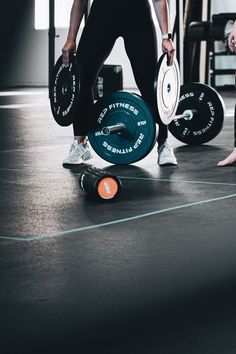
0 88 236 354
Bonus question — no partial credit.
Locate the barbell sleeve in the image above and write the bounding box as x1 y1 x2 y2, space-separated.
102 123 126 136
174 109 198 121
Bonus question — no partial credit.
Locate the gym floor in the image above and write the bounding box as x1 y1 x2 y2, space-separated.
0 87 236 354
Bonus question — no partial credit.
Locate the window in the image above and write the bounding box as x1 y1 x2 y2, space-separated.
35 0 74 30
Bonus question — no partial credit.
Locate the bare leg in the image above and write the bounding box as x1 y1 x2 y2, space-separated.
217 148 236 166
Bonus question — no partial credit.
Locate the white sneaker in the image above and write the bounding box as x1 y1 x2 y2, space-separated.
158 141 177 166
63 141 93 165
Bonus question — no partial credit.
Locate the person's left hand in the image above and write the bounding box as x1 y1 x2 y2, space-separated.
228 32 236 53
162 39 175 65
62 39 76 66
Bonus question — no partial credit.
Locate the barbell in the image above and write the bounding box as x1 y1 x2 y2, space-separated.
87 82 225 164
49 53 225 165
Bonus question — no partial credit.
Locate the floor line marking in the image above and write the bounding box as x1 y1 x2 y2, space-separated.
1 169 235 186
0 90 47 97
0 168 30 172
0 144 68 155
1 168 236 188
117 176 236 187
74 173 236 187
0 102 49 109
0 193 236 242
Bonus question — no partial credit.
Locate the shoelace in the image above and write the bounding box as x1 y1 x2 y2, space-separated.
69 143 77 153
70 142 87 155
164 143 172 151
159 143 170 152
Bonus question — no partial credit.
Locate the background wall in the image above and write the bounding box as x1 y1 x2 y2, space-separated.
0 0 235 89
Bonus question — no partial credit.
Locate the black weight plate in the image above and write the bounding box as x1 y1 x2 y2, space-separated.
169 83 225 145
155 53 180 125
49 54 81 126
88 92 157 164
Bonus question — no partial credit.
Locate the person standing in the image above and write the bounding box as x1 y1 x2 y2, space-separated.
62 0 177 166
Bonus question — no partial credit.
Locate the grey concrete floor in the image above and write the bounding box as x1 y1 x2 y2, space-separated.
0 88 236 354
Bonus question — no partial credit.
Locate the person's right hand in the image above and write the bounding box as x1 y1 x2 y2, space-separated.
228 32 236 53
62 39 76 66
162 39 175 66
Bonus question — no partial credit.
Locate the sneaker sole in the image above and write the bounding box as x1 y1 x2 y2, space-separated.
158 158 178 166
63 154 93 166
63 160 83 165
158 162 178 166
